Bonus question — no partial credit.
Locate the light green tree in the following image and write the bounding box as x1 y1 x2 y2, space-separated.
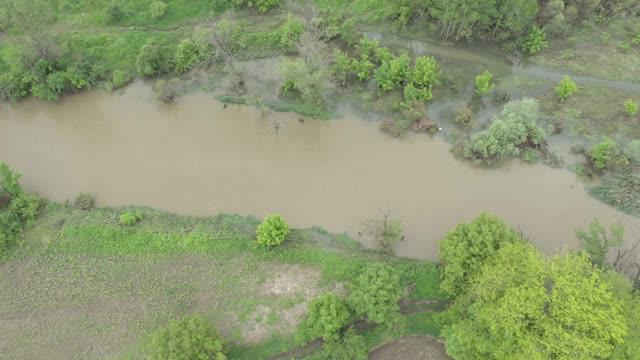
624 98 638 116
0 162 23 197
441 243 628 360
474 70 495 96
438 213 522 297
348 263 404 324
256 214 289 247
555 75 577 102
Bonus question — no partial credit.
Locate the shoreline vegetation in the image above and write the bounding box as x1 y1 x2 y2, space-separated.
1 0 640 358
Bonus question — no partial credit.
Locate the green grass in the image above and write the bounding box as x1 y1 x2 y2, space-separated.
2 203 442 359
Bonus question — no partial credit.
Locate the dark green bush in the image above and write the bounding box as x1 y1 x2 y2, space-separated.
73 193 95 210
8 192 46 224
520 27 548 55
104 2 126 23
174 33 213 73
136 41 174 77
278 14 304 52
310 328 367 360
0 71 32 101
348 263 404 324
150 1 167 20
590 139 628 171
233 0 280 12
302 294 351 341
149 315 226 360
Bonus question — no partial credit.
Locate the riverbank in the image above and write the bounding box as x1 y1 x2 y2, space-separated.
0 202 445 359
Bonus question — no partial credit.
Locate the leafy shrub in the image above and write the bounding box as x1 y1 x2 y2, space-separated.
111 70 132 89
474 70 495 96
279 14 304 52
175 33 212 73
409 56 440 89
438 213 522 297
454 106 475 130
624 140 640 163
104 2 126 23
520 27 548 54
348 263 404 324
310 328 367 360
8 192 46 224
256 214 289 247
119 210 142 226
624 98 638 116
351 56 375 81
576 219 624 269
403 83 431 102
0 71 32 102
65 62 95 90
374 52 410 91
302 294 351 341
464 98 546 165
150 1 167 19
282 59 332 104
0 162 23 197
31 71 68 101
590 138 628 171
331 49 353 84
149 315 226 360
233 0 279 12
136 41 174 77
73 193 95 210
554 75 577 102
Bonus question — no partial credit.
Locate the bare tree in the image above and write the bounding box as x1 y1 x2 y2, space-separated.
210 12 245 92
363 207 404 251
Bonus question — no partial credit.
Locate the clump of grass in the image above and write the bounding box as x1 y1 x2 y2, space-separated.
590 173 640 217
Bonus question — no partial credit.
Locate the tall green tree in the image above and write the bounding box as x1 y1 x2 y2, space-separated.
438 213 522 297
575 219 624 268
441 243 629 360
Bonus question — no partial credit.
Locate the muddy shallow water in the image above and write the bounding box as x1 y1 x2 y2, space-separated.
2 83 639 260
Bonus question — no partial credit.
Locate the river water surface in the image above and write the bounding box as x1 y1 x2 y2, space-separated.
2 83 639 260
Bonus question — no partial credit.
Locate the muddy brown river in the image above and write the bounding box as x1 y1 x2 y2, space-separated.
1 82 639 260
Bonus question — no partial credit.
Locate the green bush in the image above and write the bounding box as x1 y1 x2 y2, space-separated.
282 59 331 104
119 210 142 226
302 294 351 341
104 2 126 23
278 14 304 52
73 193 95 210
8 192 46 224
403 83 431 102
351 56 375 81
149 315 226 360
0 162 23 197
409 56 440 89
464 98 546 165
474 70 495 96
233 0 279 12
624 140 640 163
65 62 95 90
136 41 174 77
438 213 522 297
554 75 577 102
348 263 404 324
520 27 548 54
31 71 68 101
624 98 638 116
331 49 353 84
175 33 212 73
150 1 167 19
374 52 410 91
111 70 132 89
0 71 32 102
310 328 367 360
590 138 628 171
256 214 289 247
575 219 624 269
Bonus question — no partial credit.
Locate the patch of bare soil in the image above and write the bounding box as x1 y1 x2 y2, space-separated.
369 335 451 360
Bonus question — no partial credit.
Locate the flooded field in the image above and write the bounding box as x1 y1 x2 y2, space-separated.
1 83 639 259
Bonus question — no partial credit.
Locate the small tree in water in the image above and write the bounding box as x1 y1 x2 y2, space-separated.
575 219 624 269
554 75 577 102
364 208 403 251
474 70 495 96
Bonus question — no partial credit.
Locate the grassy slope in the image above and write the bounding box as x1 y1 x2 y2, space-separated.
1 203 443 359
